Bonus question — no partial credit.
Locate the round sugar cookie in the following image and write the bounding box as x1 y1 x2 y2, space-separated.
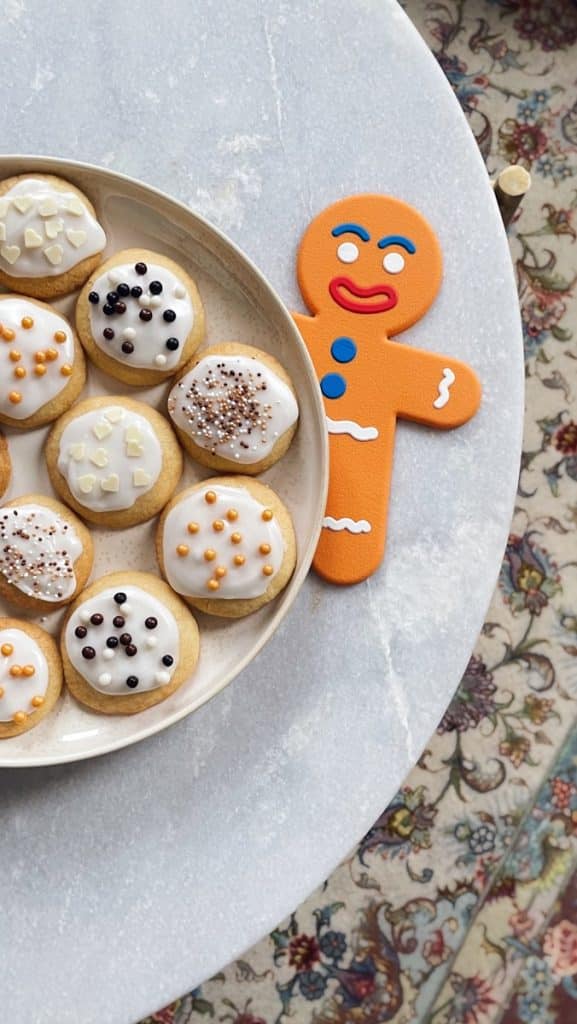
0 494 93 612
167 342 299 475
45 395 183 529
0 295 85 429
61 571 200 715
0 431 10 498
0 174 106 299
76 248 205 386
0 618 63 738
156 476 296 618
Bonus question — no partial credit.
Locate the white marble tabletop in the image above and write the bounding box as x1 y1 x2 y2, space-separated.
0 1 523 1022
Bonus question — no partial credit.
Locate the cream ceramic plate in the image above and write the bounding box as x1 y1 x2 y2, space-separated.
0 155 328 767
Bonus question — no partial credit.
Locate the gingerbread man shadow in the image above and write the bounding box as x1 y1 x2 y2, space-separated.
293 194 482 586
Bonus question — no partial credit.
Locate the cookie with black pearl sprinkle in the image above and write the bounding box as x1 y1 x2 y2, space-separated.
75 248 205 387
60 570 199 715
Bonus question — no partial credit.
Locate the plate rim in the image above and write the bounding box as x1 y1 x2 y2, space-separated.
0 153 329 769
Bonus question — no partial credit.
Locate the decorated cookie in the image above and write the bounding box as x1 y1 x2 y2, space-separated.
0 295 85 429
76 248 205 386
167 343 299 475
0 618 62 738
0 431 10 498
293 193 482 586
0 495 93 612
61 571 199 715
0 174 106 299
45 395 183 529
156 477 296 618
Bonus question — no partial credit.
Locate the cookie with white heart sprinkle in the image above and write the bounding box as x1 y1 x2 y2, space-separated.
75 248 205 387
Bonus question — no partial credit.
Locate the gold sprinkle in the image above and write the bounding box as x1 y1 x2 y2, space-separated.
1 643 14 657
35 350 46 363
22 665 35 677
54 330 67 343
21 316 34 329
204 548 216 562
31 696 45 708
226 508 238 522
263 565 274 577
207 579 220 591
8 391 22 404
60 364 73 377
9 349 20 362
205 490 217 504
34 364 47 377
259 543 272 555
231 532 242 545
233 554 246 567
1 327 15 342
10 665 22 677
13 711 27 724
14 367 26 379
176 544 189 557
262 509 273 521
215 566 227 579
213 519 225 532
187 522 199 534
45 348 59 362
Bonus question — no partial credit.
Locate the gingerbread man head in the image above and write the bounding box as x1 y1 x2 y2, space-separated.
296 194 443 336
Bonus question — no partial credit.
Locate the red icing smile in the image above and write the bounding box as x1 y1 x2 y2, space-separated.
329 276 398 314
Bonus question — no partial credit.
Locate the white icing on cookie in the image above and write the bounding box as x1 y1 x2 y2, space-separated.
168 354 298 465
0 628 49 723
65 586 179 695
0 503 82 602
163 484 284 600
0 178 106 278
56 405 162 512
0 297 76 420
88 260 194 370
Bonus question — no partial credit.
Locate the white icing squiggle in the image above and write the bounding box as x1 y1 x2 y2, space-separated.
433 367 456 409
326 417 379 441
323 516 372 534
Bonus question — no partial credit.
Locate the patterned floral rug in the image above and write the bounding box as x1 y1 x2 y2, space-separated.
142 2 577 1022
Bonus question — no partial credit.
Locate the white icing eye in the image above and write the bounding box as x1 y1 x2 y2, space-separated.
382 251 405 274
337 241 359 264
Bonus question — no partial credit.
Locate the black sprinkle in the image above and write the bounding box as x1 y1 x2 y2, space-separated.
145 617 157 630
163 309 176 323
125 644 138 657
106 291 118 304
149 280 163 294
90 613 103 626
130 285 143 298
88 291 99 304
102 303 115 316
82 646 96 660
166 337 179 351
139 308 153 322
74 625 87 639
121 341 134 355
119 633 132 646
135 262 147 275
116 283 130 297
162 655 174 667
114 592 127 604
103 327 114 341
113 615 125 629
106 636 119 649
114 301 127 315
126 676 139 689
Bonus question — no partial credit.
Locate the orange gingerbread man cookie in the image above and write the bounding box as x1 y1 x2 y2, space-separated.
293 194 481 585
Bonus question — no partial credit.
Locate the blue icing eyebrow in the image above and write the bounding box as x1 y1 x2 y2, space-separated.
331 223 370 242
377 234 416 253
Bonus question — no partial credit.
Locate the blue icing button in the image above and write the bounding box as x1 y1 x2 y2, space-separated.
331 336 357 364
321 372 346 399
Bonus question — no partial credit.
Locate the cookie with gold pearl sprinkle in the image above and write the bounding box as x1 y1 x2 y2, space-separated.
0 617 63 738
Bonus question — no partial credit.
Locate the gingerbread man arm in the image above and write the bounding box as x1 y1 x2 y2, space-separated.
390 343 481 428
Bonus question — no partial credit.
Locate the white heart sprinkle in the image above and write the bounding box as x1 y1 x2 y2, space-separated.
122 327 136 341
104 407 125 424
98 673 112 687
78 474 96 494
101 474 120 493
67 195 85 216
93 420 113 440
0 200 8 217
89 447 109 468
133 468 151 487
66 228 87 248
125 425 142 443
173 284 186 299
154 354 167 367
24 228 43 248
45 217 64 239
44 244 64 266
69 443 86 461
13 195 33 214
38 196 59 217
126 440 143 458
0 224 5 242
1 244 21 265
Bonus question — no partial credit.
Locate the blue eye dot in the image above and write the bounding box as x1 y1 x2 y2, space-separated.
321 373 346 399
331 336 357 363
